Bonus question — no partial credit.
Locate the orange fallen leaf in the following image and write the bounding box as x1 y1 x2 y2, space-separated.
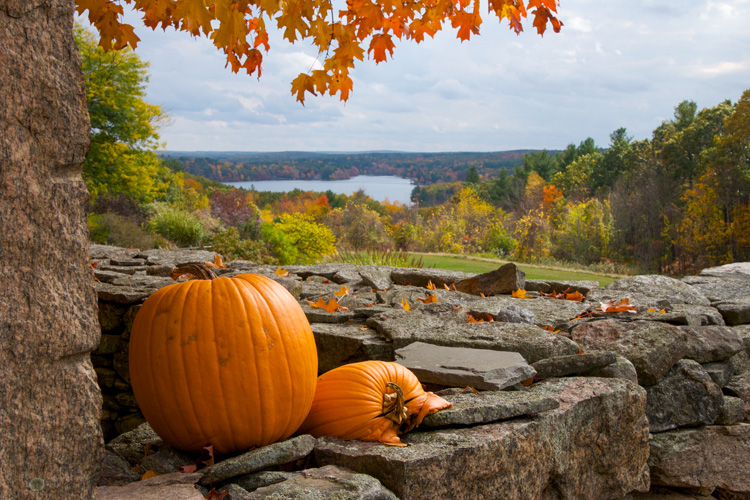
467 313 493 323
646 307 656 313
334 285 349 297
480 293 486 298
401 298 411 311
659 308 666 313
427 280 436 290
417 293 438 304
512 289 529 299
443 283 456 291
140 470 157 480
565 290 584 302
274 267 289 277
596 298 637 314
542 325 560 333
521 377 534 387
308 297 347 313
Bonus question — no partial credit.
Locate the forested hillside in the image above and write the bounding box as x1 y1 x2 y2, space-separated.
160 150 533 185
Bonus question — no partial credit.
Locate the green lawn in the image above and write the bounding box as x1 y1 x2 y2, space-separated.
412 253 620 287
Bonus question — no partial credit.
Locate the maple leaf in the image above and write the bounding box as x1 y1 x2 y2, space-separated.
565 290 584 302
596 298 637 314
334 285 350 297
467 312 493 323
368 34 395 63
512 288 529 299
274 267 289 277
426 280 437 290
443 283 457 291
308 297 347 313
417 292 438 303
542 325 560 333
401 298 411 311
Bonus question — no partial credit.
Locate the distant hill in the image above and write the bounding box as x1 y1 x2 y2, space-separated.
159 150 540 185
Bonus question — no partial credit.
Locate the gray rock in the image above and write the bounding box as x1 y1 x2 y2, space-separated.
301 302 359 324
311 322 393 374
571 319 689 386
96 281 158 304
368 310 580 363
681 276 750 304
524 279 600 295
715 301 750 326
493 304 536 324
725 371 750 418
95 472 204 500
136 249 218 267
395 342 536 391
225 260 259 271
98 303 129 333
645 360 724 433
390 267 475 288
218 483 253 500
90 244 142 260
98 450 141 486
107 423 165 465
359 268 393 290
585 354 639 383
682 326 745 363
702 361 735 388
453 263 526 296
699 262 750 278
140 447 194 475
231 471 298 492
98 264 151 275
315 377 649 500
245 465 399 500
649 424 750 492
531 352 618 379
473 295 590 329
288 263 363 283
717 396 747 425
200 435 316 485
421 390 559 428
604 275 711 306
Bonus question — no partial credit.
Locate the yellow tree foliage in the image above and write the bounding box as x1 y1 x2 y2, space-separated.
677 178 731 269
76 0 562 103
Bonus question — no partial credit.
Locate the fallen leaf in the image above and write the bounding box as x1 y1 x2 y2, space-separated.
427 280 437 290
596 298 637 314
274 267 289 277
542 325 560 333
480 292 486 298
565 290 584 302
521 377 534 387
646 307 656 313
467 312 493 323
307 297 347 313
401 298 411 311
179 464 198 473
512 288 529 299
204 488 229 500
659 308 666 313
140 470 156 480
334 285 349 297
417 293 438 303
205 255 227 269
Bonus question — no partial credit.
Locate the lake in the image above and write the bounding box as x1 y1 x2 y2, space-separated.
225 175 416 205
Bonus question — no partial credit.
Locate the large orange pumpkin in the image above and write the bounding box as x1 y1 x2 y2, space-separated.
299 361 451 446
129 268 318 454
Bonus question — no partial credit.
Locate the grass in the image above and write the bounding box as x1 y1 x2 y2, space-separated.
410 253 624 287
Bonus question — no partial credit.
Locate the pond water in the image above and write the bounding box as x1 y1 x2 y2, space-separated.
225 175 416 205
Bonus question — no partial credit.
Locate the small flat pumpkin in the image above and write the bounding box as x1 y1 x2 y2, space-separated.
299 361 451 446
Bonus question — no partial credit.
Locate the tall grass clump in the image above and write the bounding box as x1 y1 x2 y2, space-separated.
323 248 428 268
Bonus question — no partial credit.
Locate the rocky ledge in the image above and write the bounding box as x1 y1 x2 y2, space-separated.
90 245 750 500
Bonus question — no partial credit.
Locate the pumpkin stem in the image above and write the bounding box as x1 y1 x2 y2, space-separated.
170 263 218 281
382 382 408 425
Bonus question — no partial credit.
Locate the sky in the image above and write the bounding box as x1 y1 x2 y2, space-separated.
96 0 750 152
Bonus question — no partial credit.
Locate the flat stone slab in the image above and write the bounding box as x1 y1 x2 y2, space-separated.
199 435 316 486
602 275 711 306
531 352 617 379
315 377 649 500
368 310 580 363
311 322 393 374
714 300 750 326
245 465 398 499
395 342 536 390
699 262 750 278
421 390 559 428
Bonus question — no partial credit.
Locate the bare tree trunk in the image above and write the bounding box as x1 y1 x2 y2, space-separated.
0 1 103 499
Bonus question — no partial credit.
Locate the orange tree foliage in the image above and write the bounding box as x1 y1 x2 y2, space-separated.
76 0 562 103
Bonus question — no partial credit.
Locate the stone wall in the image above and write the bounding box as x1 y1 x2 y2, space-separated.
91 244 750 499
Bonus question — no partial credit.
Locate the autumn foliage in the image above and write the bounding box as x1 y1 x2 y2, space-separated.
76 0 561 103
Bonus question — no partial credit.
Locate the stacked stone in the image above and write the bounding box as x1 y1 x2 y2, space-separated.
91 244 750 499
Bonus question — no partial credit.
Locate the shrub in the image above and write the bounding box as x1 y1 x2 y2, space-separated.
211 227 272 263
271 213 336 264
88 213 170 249
148 203 209 247
261 224 298 265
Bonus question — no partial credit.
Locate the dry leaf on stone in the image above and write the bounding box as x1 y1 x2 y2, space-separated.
401 298 411 311
512 288 530 299
427 280 437 290
417 293 438 303
597 298 637 314
308 297 348 313
274 267 289 277
334 286 349 297
140 470 157 480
